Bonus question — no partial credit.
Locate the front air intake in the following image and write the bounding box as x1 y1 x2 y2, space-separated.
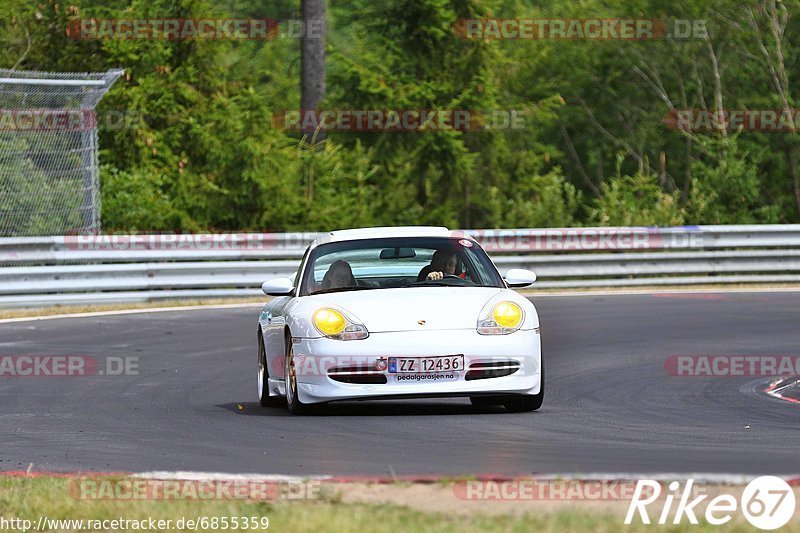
327 366 388 384
465 360 521 381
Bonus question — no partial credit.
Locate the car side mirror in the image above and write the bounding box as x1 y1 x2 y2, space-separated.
504 268 537 288
261 277 295 296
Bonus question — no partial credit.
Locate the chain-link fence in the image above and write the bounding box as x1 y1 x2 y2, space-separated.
0 68 123 237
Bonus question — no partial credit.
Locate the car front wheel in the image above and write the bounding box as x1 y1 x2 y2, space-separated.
258 331 282 407
469 396 505 407
503 393 543 412
471 358 544 412
284 335 309 415
504 358 544 412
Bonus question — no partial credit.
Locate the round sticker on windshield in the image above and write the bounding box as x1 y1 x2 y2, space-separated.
459 239 473 247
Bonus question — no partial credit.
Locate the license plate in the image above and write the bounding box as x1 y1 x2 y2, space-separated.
388 355 464 373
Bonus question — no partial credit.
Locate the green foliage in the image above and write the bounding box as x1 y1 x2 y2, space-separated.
2 0 799 232
100 164 192 231
590 172 685 226
687 138 781 224
486 169 582 228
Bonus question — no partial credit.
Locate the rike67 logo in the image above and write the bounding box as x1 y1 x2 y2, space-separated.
626 477 796 530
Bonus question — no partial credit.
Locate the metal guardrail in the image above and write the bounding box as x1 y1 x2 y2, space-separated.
1 225 799 307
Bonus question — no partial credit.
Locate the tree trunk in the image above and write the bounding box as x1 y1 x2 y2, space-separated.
462 179 471 228
789 145 800 215
301 0 326 143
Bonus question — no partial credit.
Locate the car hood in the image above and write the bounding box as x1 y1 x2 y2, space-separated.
310 286 506 333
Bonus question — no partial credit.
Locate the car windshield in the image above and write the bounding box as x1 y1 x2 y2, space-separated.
299 237 504 296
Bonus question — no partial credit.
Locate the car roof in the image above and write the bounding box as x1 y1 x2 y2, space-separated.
311 226 453 247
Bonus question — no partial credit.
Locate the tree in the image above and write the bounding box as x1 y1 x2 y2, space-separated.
301 0 326 142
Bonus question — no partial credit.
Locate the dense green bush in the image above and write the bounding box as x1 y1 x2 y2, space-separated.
2 0 798 232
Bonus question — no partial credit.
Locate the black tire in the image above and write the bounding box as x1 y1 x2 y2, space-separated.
284 334 310 415
503 394 543 412
258 331 282 407
503 357 544 412
469 396 505 407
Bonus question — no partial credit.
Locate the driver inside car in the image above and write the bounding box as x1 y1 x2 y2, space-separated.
320 260 357 290
417 250 458 281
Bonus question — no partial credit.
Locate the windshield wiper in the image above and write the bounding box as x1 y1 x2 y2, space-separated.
311 286 373 295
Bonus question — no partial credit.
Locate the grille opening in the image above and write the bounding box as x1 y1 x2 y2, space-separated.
328 365 387 385
328 365 375 374
469 361 520 369
465 360 520 381
329 374 387 384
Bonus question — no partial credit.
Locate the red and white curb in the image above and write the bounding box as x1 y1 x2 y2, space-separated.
2 470 798 486
765 378 800 405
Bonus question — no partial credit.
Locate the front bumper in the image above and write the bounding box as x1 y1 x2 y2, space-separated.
291 329 541 404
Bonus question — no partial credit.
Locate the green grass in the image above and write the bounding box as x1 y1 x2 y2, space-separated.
1 477 794 532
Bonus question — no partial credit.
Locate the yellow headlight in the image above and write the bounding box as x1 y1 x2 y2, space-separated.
493 302 523 329
314 308 346 336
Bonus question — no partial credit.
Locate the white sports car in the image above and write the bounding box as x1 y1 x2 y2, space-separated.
256 226 543 414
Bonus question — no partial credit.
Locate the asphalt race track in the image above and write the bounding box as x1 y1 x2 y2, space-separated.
1 291 798 476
